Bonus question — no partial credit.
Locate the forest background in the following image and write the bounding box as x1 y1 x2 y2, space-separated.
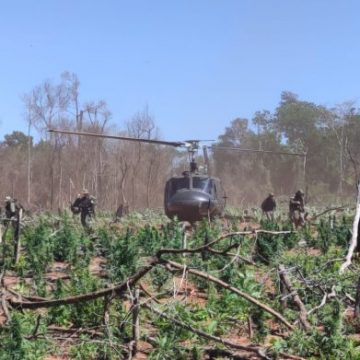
1 72 359 212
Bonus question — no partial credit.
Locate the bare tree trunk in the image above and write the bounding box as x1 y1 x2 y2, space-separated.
280 278 288 309
13 211 22 265
58 148 63 209
77 110 83 148
50 147 56 210
339 129 344 195
303 151 307 194
131 289 140 355
354 275 360 318
27 119 32 206
340 183 360 273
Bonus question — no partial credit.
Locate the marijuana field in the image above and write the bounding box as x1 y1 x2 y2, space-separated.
0 206 359 360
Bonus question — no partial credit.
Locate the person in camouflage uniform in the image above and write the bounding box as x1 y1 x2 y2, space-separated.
289 189 305 228
4 196 23 230
71 189 96 229
261 193 276 221
2 196 24 263
70 193 82 215
115 201 129 221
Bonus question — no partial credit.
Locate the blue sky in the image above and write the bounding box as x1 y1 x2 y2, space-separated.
0 0 359 142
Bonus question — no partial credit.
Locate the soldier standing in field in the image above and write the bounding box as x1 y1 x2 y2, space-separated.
3 196 24 263
261 193 276 221
70 193 82 215
289 189 306 228
71 189 96 229
115 201 129 221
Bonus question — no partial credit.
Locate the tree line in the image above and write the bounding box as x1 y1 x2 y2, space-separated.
0 73 359 211
214 91 360 205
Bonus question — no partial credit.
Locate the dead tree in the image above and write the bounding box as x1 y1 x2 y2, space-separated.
339 182 360 273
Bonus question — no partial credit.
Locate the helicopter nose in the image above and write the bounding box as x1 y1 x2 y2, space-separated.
166 190 214 221
168 191 210 209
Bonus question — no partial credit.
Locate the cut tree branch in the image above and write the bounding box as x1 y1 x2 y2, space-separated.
143 302 269 359
162 259 294 330
310 205 350 221
9 257 158 309
208 247 258 266
278 265 311 331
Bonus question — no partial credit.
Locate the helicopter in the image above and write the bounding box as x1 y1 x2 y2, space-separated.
48 129 306 223
48 129 226 223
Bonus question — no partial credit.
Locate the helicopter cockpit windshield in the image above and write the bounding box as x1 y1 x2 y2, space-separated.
192 177 211 192
168 177 190 196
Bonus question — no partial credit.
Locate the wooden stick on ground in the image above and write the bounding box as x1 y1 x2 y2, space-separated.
278 265 311 332
1 291 11 323
131 289 140 355
143 302 269 359
9 257 158 309
208 247 258 266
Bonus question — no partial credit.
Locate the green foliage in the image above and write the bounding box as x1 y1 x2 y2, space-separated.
312 216 351 253
137 222 183 254
4 209 360 359
69 338 100 360
69 335 124 360
149 334 188 360
0 312 50 360
1 313 25 360
255 220 299 263
47 279 72 326
52 213 89 264
22 218 54 276
68 266 104 327
150 265 171 291
98 227 139 282
274 301 359 358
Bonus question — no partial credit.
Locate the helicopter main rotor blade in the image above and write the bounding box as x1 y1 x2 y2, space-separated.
212 146 306 157
48 129 184 147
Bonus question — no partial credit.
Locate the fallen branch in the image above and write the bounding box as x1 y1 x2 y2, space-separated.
143 302 269 359
142 334 253 360
138 282 161 304
30 314 42 338
339 183 360 273
162 259 294 330
203 347 257 360
1 291 11 323
9 257 158 309
278 352 306 360
346 293 356 303
306 293 328 316
310 205 350 221
208 247 258 266
47 325 103 337
278 265 311 331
